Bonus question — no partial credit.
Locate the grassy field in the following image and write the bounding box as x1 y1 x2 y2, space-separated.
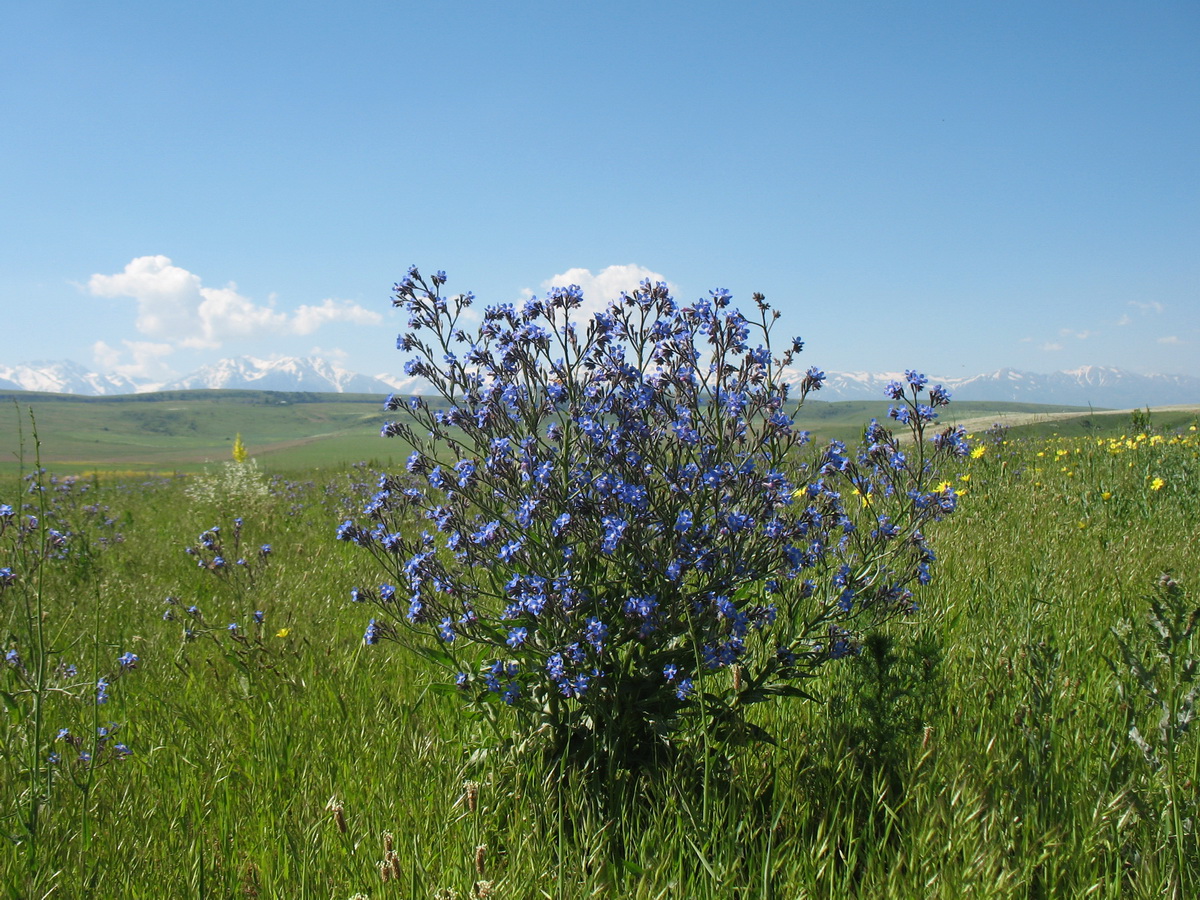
1 404 1198 897
6 388 1191 475
0 391 405 474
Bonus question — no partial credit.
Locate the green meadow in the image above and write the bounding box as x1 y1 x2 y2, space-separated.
1 396 1198 898
0 389 1162 475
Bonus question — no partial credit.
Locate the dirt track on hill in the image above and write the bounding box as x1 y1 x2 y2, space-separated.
948 404 1200 435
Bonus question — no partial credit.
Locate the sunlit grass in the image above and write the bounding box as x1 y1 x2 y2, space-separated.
1 422 1196 897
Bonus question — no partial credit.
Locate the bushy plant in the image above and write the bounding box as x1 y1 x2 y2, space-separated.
161 518 299 693
184 447 270 515
0 427 138 886
337 268 968 776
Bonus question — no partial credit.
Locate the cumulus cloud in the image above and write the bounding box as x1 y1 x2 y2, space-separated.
93 339 176 383
1058 328 1096 340
292 298 381 335
88 255 204 340
88 256 382 351
1157 335 1183 345
1041 342 1063 352
1116 314 1133 326
537 264 676 317
1129 300 1164 314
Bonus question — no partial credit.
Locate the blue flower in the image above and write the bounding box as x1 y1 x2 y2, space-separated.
506 627 528 648
600 516 627 554
471 520 501 546
583 617 608 652
454 459 477 488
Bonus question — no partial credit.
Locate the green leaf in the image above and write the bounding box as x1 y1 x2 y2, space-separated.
0 691 18 713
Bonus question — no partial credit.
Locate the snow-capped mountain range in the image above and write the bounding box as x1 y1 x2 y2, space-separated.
1 358 1198 408
811 366 1200 408
0 357 406 397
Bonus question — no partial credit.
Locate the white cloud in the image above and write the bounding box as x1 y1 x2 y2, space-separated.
88 255 382 350
292 299 382 335
1041 342 1063 351
538 264 676 317
93 339 176 383
1058 328 1096 340
1129 300 1165 314
1157 335 1183 345
193 283 289 345
88 255 204 340
1116 314 1132 326
308 345 349 360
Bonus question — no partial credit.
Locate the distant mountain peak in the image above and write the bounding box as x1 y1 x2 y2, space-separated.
1 358 1197 407
161 356 396 394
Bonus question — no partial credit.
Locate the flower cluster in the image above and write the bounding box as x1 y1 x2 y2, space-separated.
184 457 271 511
52 723 133 769
338 267 965 767
183 517 272 591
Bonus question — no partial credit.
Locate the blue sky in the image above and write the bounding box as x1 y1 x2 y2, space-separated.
2 0 1197 384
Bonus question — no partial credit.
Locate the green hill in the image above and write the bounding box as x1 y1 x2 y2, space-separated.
2 390 1193 475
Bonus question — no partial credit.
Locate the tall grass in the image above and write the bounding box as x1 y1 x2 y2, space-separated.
0 423 1196 898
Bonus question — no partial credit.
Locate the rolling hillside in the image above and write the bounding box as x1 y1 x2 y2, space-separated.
1 390 1195 475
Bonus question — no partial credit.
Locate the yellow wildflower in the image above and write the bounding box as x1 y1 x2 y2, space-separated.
276 627 291 638
1149 477 1165 492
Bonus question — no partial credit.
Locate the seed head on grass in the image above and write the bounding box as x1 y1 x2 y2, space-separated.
326 797 347 834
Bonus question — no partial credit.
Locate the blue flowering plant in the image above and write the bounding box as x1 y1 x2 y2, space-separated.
338 267 967 772
183 517 272 592
0 452 139 859
166 519 297 689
